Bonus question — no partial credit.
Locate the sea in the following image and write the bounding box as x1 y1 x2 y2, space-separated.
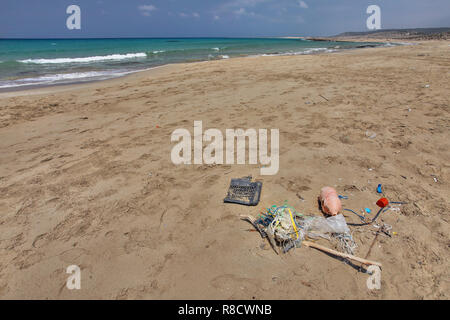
0 38 384 89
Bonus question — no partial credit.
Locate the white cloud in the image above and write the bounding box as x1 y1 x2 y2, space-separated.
139 4 156 11
233 7 259 17
231 0 269 8
234 8 247 15
213 0 303 21
218 0 269 13
298 1 308 9
138 4 156 16
178 12 200 18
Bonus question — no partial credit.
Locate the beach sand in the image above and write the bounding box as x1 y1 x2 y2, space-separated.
0 40 449 299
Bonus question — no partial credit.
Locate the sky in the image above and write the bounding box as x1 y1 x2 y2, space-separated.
1 0 449 38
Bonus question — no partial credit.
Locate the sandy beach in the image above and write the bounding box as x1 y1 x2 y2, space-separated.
0 40 449 299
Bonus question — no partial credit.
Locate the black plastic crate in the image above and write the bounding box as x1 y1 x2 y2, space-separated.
224 176 262 206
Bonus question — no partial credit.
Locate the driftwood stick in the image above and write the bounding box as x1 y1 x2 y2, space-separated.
365 232 380 260
302 240 382 268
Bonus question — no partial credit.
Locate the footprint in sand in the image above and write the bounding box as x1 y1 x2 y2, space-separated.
210 274 261 295
13 250 43 270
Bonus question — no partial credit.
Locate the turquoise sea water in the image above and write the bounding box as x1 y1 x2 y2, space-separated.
0 38 382 88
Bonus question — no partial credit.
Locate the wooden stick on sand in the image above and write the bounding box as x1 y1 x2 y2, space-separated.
302 240 382 268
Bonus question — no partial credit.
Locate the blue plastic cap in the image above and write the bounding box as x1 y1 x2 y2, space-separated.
377 184 382 193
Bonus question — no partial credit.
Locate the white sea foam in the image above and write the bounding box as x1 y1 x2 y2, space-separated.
0 70 134 88
220 55 230 59
212 47 220 51
261 47 335 57
18 53 147 64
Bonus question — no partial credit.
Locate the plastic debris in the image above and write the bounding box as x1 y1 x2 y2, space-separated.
387 205 401 212
343 208 366 222
335 232 358 255
224 176 262 206
365 131 377 139
318 186 342 216
377 184 383 194
376 198 389 208
253 203 355 254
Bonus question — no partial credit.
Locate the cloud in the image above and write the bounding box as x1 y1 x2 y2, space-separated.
138 4 156 16
215 0 301 20
217 0 270 13
233 7 258 18
298 1 308 9
178 12 200 18
234 8 247 15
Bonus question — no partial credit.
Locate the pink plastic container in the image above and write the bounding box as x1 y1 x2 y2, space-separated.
319 186 342 216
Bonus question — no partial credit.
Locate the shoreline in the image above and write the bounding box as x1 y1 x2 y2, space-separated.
0 39 392 96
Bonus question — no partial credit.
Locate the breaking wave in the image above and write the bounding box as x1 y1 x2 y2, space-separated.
18 53 147 64
0 70 135 88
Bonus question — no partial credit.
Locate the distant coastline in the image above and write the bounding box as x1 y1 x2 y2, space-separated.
280 27 450 41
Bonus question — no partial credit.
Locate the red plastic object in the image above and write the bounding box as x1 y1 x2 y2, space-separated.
376 198 389 208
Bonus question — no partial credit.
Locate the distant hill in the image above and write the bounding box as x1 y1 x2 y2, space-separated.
333 27 450 40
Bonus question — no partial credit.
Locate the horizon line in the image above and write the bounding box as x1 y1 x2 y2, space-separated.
1 26 448 40
0 36 307 40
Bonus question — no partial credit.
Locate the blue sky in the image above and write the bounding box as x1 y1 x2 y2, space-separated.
1 0 449 38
